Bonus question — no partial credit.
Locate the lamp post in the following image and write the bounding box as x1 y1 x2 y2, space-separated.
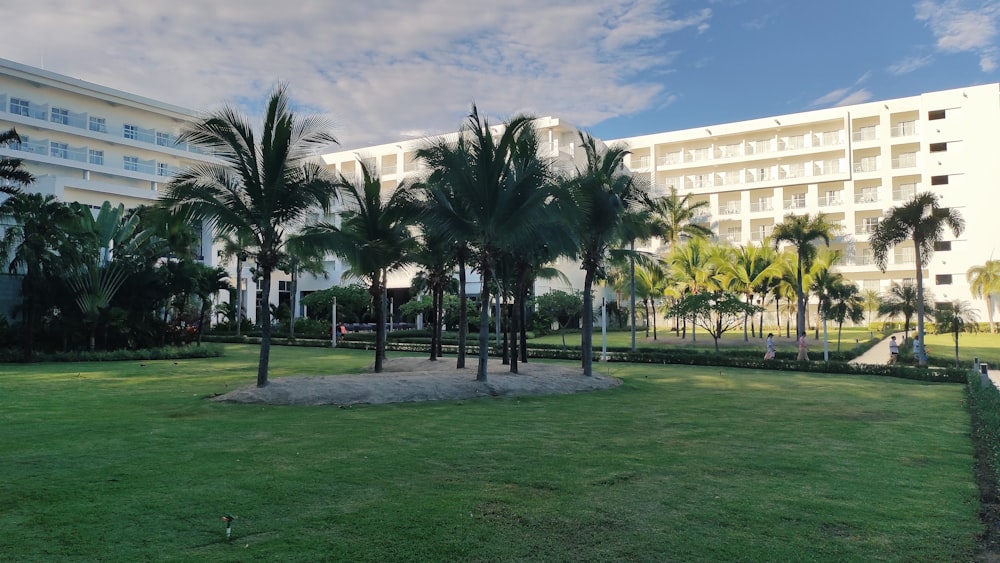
331 296 338 348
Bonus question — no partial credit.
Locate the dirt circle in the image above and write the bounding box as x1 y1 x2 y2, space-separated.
213 357 622 406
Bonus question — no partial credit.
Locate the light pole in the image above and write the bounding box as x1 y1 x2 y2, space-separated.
331 296 338 348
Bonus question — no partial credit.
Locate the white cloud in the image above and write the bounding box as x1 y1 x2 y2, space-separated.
888 55 934 75
833 89 874 106
0 0 714 148
914 0 1000 71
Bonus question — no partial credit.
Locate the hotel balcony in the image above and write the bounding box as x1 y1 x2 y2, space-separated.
855 224 879 235
892 187 916 201
890 123 918 138
853 160 879 174
718 203 742 216
817 195 843 207
891 154 918 170
854 193 880 204
750 200 773 213
4 136 179 177
783 198 806 210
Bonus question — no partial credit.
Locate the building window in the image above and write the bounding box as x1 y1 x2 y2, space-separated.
934 240 952 252
892 120 917 137
50 107 69 125
935 274 953 285
156 132 171 146
157 162 169 176
89 116 107 133
929 109 946 120
931 175 949 185
9 98 29 116
49 142 68 159
123 155 139 171
929 142 947 153
123 124 138 140
88 149 104 165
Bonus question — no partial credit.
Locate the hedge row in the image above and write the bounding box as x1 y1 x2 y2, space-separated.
0 344 225 363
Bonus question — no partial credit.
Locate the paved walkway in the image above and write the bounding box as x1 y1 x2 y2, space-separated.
849 332 906 366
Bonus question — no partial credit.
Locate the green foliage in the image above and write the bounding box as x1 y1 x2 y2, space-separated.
0 344 223 363
300 284 372 323
532 290 583 336
669 291 763 351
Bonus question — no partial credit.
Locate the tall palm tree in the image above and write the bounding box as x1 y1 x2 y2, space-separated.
967 260 1000 333
278 240 329 339
861 288 881 329
934 299 980 367
0 128 34 194
161 83 339 387
410 213 457 361
298 161 419 372
807 248 844 339
771 213 836 357
417 106 553 381
192 264 231 345
870 192 964 365
562 132 648 375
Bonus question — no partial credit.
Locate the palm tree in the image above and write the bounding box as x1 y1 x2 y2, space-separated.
934 299 980 367
215 230 257 336
562 132 648 376
861 289 881 329
161 84 339 387
192 265 231 345
770 213 836 358
648 186 714 250
967 260 1000 333
668 237 721 342
279 240 329 339
298 161 419 372
417 106 553 381
410 213 457 361
807 248 844 339
821 278 865 352
870 192 964 365
0 192 79 357
878 282 933 337
0 128 34 193
715 242 781 341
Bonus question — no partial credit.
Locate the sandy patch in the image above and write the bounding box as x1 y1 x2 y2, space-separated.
213 356 621 406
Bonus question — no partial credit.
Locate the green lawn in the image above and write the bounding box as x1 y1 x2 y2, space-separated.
924 331 1000 367
531 325 879 351
0 345 981 561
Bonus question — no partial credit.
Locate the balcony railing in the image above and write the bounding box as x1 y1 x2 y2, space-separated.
852 129 878 142
381 165 397 175
750 201 773 213
718 204 742 216
853 160 878 173
890 123 917 137
855 224 879 235
750 228 773 241
817 195 843 207
657 153 681 166
3 136 172 178
854 193 879 204
2 92 212 158
783 198 806 210
892 187 916 201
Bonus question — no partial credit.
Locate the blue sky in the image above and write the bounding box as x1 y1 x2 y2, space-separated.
2 0 998 149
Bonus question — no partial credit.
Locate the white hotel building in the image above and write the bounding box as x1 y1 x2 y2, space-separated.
323 83 1000 323
1 56 996 325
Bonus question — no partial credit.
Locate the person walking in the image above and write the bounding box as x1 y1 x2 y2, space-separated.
797 333 809 361
764 333 776 360
888 335 899 365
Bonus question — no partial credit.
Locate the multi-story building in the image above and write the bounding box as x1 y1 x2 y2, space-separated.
323 84 1000 323
613 83 998 316
0 58 220 315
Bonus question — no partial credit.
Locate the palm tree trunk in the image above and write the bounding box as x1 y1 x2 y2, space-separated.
235 255 243 337
289 272 297 340
256 270 273 387
510 297 520 374
457 256 468 369
373 279 385 373
582 268 596 376
914 243 927 366
519 289 529 363
428 286 438 361
643 298 650 338
476 262 491 381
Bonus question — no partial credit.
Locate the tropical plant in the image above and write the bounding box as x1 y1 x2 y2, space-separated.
278 240 329 339
192 265 231 344
967 260 1000 333
648 185 713 250
878 282 933 337
215 230 257 337
933 299 980 367
821 279 866 352
533 290 583 349
416 106 554 381
0 192 79 357
561 132 649 375
297 161 419 372
161 83 339 387
861 288 881 328
715 242 781 341
869 192 964 366
771 213 836 358
807 248 844 339
668 237 721 342
0 128 34 193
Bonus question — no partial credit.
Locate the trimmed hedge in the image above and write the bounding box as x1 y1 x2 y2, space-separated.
0 344 225 363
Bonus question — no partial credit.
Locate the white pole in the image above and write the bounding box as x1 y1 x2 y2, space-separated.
601 298 607 361
390 297 394 332
331 296 337 348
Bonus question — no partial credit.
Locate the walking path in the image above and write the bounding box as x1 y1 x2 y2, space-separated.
849 332 906 366
851 331 1000 390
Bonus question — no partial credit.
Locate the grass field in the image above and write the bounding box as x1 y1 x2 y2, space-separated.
0 345 982 561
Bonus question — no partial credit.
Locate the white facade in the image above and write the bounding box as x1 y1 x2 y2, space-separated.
322 84 1000 322
0 59 227 317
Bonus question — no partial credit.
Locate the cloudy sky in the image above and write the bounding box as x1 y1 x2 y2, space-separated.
3 0 999 149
